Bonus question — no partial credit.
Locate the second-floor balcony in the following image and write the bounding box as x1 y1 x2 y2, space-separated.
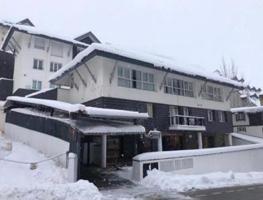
169 115 206 131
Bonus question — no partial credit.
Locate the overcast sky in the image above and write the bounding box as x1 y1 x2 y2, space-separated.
1 0 263 87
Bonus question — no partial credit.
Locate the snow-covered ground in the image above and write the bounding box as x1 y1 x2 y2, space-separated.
0 136 102 200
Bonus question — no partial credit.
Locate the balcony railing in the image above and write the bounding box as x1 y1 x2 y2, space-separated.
169 114 206 131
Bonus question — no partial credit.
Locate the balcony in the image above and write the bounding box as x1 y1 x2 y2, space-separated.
169 115 206 131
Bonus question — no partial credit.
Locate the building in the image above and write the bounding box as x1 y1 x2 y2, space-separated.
0 18 100 97
49 43 243 151
4 96 148 176
231 106 263 138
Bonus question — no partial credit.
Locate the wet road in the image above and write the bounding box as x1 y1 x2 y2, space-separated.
102 184 263 200
188 184 263 200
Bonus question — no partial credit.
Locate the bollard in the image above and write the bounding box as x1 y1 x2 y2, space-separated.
68 152 78 182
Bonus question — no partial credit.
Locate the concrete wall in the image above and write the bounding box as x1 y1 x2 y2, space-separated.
5 123 70 167
234 126 263 138
132 144 263 181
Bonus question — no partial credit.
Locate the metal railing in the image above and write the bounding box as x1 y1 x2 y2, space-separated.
170 114 205 127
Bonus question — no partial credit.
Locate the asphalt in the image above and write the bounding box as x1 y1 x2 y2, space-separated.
188 184 263 200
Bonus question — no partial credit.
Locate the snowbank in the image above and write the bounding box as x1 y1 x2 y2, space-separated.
141 169 263 192
0 180 102 200
0 138 102 200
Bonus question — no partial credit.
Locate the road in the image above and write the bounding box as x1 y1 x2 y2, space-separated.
188 184 263 200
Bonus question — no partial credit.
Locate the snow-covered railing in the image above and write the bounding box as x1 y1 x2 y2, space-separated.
132 143 263 181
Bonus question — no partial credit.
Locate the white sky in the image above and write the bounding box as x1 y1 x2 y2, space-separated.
1 0 263 87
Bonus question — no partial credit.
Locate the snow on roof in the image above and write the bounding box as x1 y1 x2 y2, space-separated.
50 43 244 88
133 142 263 161
231 106 263 113
25 88 56 98
6 96 85 113
0 19 88 47
73 119 145 135
6 96 149 119
10 24 88 47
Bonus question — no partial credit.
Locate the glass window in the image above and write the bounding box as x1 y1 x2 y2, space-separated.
236 112 245 121
117 66 154 91
164 78 194 97
50 62 62 72
208 110 214 122
51 41 63 57
34 37 45 50
218 111 225 122
202 85 223 101
32 80 42 90
33 59 43 70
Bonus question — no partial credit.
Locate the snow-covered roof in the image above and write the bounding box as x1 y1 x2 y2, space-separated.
232 133 263 144
0 20 88 48
25 88 56 98
50 43 244 88
5 96 149 119
231 106 263 113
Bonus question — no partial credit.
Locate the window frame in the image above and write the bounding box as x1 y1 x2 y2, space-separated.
32 80 42 90
164 77 194 97
33 59 44 70
34 37 45 50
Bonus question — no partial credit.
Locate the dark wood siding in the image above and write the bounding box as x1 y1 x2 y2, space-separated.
84 97 233 134
0 50 14 79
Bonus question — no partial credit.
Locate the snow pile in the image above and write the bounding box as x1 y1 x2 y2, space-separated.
0 180 102 200
141 169 263 192
0 138 102 200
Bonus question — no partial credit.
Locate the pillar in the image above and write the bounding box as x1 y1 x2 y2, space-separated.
198 132 203 149
68 152 78 182
228 133 233 146
158 133 163 151
101 134 107 168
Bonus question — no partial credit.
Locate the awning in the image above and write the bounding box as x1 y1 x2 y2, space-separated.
72 118 145 135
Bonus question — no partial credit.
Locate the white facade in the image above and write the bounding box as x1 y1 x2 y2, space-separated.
57 55 236 111
10 32 74 91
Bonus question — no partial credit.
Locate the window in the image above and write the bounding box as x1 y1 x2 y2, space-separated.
51 41 63 57
34 37 45 50
118 66 131 88
202 85 223 101
50 62 62 72
164 77 194 97
142 72 155 91
147 103 153 118
237 126 246 132
32 80 42 90
236 112 245 121
207 110 214 122
218 111 225 122
117 66 155 91
33 59 43 70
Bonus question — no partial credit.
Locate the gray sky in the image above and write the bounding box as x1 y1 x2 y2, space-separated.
1 0 263 87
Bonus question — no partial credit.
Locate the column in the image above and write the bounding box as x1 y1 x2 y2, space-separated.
101 134 107 168
68 152 78 182
198 132 203 149
228 133 233 146
157 133 163 151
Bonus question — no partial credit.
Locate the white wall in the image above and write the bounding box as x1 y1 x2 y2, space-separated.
234 126 263 138
132 144 263 181
11 32 74 92
5 123 70 167
59 56 235 111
